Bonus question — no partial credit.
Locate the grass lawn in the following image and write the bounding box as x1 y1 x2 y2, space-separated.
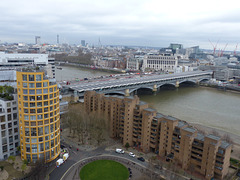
80 160 129 180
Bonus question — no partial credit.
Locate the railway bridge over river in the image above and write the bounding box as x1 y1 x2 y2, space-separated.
63 71 213 98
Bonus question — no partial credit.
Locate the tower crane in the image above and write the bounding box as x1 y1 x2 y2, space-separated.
208 39 219 56
220 43 228 57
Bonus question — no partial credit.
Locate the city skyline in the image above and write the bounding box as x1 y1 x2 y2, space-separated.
1 0 240 50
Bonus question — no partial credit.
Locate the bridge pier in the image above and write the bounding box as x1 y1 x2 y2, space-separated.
175 81 179 88
153 84 157 95
125 89 130 97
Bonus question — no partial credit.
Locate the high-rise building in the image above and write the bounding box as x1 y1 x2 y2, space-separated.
16 67 60 162
0 94 19 160
84 91 232 180
81 40 86 47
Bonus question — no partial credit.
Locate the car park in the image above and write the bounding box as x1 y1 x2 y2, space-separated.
137 157 145 162
129 152 135 157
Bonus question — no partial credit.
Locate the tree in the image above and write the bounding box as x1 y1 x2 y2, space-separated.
125 142 130 150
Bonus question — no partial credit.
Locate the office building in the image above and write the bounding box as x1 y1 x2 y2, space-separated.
142 54 178 72
84 91 231 180
0 52 56 79
16 67 60 162
0 94 19 160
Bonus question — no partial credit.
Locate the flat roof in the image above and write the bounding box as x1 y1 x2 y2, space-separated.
155 113 164 119
138 101 147 105
206 134 221 141
166 116 177 121
220 141 231 149
195 133 205 141
177 121 187 128
144 108 156 112
183 127 196 133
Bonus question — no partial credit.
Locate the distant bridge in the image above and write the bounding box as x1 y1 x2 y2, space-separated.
65 71 213 97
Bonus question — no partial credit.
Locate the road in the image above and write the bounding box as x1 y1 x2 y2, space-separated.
48 141 189 180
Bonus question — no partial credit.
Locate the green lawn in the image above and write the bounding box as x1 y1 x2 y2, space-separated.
80 160 129 180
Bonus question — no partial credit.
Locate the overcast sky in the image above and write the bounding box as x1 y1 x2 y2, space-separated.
1 0 240 51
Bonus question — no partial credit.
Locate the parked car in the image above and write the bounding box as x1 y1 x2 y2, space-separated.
137 157 145 162
129 152 135 157
115 148 124 154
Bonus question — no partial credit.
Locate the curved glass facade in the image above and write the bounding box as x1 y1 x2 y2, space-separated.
17 70 60 162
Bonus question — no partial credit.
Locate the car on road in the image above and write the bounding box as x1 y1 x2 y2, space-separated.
115 148 124 154
137 157 145 162
129 152 135 157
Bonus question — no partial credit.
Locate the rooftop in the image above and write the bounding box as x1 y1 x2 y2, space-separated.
195 133 205 141
183 127 197 134
155 113 164 119
220 141 231 149
177 121 187 128
166 116 177 121
144 108 156 112
206 134 221 141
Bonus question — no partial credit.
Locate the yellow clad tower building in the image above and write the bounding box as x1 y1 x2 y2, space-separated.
16 67 60 162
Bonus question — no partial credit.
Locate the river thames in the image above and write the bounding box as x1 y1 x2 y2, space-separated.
56 66 240 136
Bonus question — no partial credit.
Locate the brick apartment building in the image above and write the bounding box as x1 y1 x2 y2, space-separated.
84 91 231 179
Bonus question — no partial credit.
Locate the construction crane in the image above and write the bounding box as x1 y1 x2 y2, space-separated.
220 43 228 57
234 43 238 56
208 39 219 56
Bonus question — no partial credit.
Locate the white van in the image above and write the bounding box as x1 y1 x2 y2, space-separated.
115 148 124 154
56 158 64 167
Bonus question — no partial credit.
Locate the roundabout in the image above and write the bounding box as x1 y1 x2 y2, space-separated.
80 159 129 180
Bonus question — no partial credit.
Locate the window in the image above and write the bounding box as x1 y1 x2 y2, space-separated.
25 121 29 126
23 89 28 94
22 74 27 81
31 138 37 143
43 82 48 87
43 89 48 94
1 124 6 130
44 108 48 112
49 88 53 93
45 126 49 134
35 82 42 88
1 131 6 137
44 95 48 100
24 109 28 113
29 75 34 81
23 83 28 88
26 144 30 152
30 116 36 120
38 121 43 126
30 103 35 107
30 109 36 114
37 115 43 120
45 141 49 150
36 75 42 81
0 116 5 123
29 96 35 101
37 109 42 113
38 127 43 136
29 83 35 88
39 137 43 142
36 89 42 94
44 101 48 106
29 90 35 95
31 128 37 136
39 143 44 151
23 96 28 101
7 114 11 121
37 96 42 101
44 114 48 118
25 128 29 136
24 102 28 107
37 102 42 107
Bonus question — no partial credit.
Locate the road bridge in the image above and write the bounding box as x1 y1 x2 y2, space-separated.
64 71 213 97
